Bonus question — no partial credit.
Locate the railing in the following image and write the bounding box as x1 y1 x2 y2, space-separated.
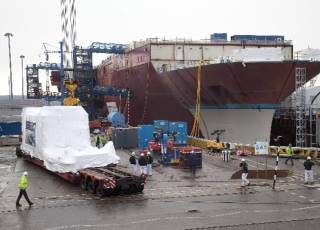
157 58 241 73
130 38 292 49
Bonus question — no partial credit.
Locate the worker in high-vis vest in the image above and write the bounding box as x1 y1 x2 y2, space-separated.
100 135 107 146
16 171 33 207
285 144 294 166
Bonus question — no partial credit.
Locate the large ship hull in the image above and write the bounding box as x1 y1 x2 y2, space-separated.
96 61 320 144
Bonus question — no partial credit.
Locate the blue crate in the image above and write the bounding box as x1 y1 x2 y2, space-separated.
168 122 177 132
154 120 169 133
210 33 227 41
169 121 188 145
176 134 188 145
138 125 155 149
169 121 187 133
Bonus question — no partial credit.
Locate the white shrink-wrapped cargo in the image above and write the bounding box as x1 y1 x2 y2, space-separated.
20 106 120 173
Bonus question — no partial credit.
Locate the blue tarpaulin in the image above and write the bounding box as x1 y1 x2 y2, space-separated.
0 122 21 136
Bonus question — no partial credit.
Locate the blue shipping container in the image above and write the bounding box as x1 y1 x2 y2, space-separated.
231 34 284 42
138 125 155 149
176 134 188 145
154 120 169 133
169 121 187 133
169 121 188 145
0 122 22 136
210 33 227 41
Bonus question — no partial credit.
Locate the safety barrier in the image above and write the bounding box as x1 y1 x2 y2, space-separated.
268 146 320 158
187 137 320 158
222 150 231 162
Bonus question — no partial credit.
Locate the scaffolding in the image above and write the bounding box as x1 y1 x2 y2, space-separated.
295 67 307 147
309 107 317 147
73 46 95 120
72 43 127 120
26 67 42 99
26 63 62 99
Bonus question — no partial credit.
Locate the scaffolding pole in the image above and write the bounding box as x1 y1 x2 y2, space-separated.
295 67 307 147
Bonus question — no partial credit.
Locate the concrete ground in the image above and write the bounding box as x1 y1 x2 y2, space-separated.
0 146 320 230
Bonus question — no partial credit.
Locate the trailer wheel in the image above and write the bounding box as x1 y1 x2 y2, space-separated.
136 184 144 193
80 177 87 190
111 188 120 195
96 185 105 198
129 184 137 194
104 189 113 196
87 180 96 194
124 184 136 194
16 146 22 157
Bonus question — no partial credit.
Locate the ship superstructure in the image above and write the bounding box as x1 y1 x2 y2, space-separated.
96 34 320 144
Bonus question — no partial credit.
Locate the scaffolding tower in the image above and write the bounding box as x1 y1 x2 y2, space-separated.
295 67 307 147
309 107 317 147
26 67 42 99
73 46 95 120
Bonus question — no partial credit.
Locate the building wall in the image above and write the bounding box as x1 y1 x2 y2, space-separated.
97 45 150 85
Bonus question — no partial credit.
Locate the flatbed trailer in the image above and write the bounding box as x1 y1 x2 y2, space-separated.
16 147 145 197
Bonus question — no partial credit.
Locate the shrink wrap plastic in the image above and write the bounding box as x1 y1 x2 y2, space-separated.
21 106 120 173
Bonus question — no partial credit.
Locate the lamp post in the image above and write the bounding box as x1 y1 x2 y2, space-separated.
4 33 14 99
20 55 25 99
60 41 65 102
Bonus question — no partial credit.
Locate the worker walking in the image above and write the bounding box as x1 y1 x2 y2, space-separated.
240 159 250 187
16 171 33 207
146 152 153 176
304 156 315 184
129 152 137 175
138 153 147 175
285 144 294 166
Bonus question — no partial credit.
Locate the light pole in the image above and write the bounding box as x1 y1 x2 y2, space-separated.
20 55 25 99
60 41 65 102
4 33 14 99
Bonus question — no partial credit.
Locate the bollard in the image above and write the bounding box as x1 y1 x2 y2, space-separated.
223 150 230 162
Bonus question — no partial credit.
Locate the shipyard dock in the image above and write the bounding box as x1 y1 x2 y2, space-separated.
1 146 320 230
2 0 320 229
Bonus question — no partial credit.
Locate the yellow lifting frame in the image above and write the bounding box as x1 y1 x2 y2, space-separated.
190 60 205 138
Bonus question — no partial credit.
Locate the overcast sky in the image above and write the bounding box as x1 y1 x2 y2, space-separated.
0 0 320 95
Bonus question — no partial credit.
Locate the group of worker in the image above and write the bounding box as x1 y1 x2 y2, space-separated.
14 143 317 207
129 151 153 176
239 144 317 188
